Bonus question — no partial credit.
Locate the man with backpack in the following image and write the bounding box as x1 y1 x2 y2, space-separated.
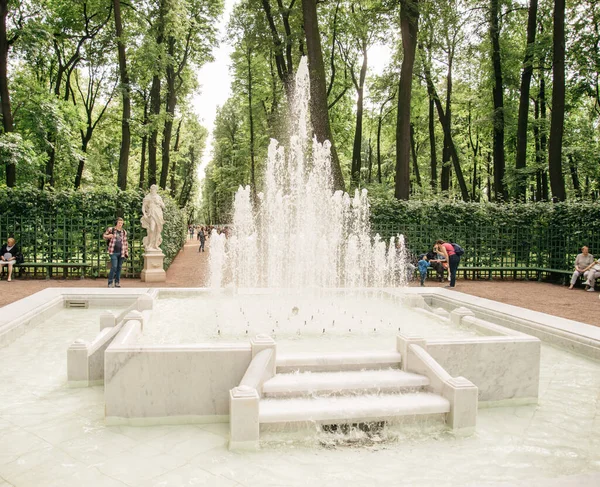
434 239 464 288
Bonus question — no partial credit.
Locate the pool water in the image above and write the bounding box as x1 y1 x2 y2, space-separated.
0 304 599 486
141 292 480 353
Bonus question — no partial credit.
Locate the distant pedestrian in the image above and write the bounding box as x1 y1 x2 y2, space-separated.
198 228 205 252
417 254 431 286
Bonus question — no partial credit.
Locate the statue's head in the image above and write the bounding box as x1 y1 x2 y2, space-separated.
150 184 158 194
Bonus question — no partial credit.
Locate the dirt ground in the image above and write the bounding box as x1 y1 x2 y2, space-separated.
1 238 598 328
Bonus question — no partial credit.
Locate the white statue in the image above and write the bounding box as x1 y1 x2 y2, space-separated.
141 184 165 251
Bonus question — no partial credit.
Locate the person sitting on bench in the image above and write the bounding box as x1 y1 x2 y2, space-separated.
569 246 595 290
0 237 21 282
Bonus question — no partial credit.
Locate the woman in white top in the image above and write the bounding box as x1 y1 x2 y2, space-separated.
0 237 20 282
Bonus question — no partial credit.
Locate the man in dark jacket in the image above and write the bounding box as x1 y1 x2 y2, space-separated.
426 249 445 282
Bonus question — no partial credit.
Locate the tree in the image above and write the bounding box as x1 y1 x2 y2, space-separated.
514 0 538 200
114 0 131 190
490 0 507 201
0 0 18 186
548 0 566 200
394 0 419 200
301 0 345 191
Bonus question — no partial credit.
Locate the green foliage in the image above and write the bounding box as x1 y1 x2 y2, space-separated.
160 190 187 268
370 197 600 269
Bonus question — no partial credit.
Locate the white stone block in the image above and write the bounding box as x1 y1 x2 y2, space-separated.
443 376 478 431
124 310 144 330
450 307 475 326
396 334 427 371
141 251 166 282
67 339 89 386
99 311 117 330
229 386 260 450
136 294 154 311
251 335 276 377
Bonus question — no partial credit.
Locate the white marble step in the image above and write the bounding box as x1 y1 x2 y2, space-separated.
259 392 450 424
262 369 428 397
276 350 402 373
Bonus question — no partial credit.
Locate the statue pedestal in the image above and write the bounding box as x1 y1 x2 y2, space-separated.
140 250 166 283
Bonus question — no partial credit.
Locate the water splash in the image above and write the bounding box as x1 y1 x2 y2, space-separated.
209 57 407 289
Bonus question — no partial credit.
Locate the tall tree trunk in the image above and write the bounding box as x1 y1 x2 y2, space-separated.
169 118 182 198
0 0 15 186
548 0 566 201
160 36 176 189
441 53 453 193
261 0 293 98
114 0 130 190
540 74 549 201
568 154 581 198
468 102 479 201
533 96 542 200
487 152 492 201
148 74 161 187
74 127 92 189
301 0 345 191
515 0 538 200
472 155 477 201
148 5 164 188
490 0 507 201
247 47 256 189
428 96 437 191
377 114 383 184
410 123 421 186
139 98 148 189
367 137 372 183
351 40 368 187
395 0 419 200
422 58 469 201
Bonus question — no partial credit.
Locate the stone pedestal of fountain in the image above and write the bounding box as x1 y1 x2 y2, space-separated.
141 250 166 282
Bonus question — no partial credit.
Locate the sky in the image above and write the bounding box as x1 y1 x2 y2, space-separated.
190 1 393 192
191 0 236 188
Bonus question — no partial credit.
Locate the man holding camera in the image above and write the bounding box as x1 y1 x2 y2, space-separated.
103 217 129 288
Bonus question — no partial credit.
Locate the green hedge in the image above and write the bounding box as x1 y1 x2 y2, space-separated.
369 195 600 271
0 186 187 278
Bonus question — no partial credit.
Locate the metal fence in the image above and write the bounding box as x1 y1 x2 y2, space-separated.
0 216 594 280
0 213 145 278
372 223 598 274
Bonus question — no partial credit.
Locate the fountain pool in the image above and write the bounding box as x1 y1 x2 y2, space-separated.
0 287 599 486
141 291 481 351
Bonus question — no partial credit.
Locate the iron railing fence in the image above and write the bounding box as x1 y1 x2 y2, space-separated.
0 215 596 280
371 223 600 275
0 213 144 278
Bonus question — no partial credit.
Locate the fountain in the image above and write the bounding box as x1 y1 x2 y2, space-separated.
209 58 406 290
2 56 599 485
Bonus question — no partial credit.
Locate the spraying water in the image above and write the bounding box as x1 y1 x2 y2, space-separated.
209 57 407 289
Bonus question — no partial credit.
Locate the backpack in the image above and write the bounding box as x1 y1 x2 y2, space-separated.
451 243 465 256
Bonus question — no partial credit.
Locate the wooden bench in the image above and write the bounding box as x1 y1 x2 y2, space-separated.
16 262 91 279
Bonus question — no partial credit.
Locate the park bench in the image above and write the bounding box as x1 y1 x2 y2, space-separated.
420 265 593 287
16 262 91 279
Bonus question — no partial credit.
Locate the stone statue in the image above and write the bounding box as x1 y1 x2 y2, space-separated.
141 185 165 251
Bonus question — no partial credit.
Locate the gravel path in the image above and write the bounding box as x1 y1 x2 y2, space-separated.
1 238 598 327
